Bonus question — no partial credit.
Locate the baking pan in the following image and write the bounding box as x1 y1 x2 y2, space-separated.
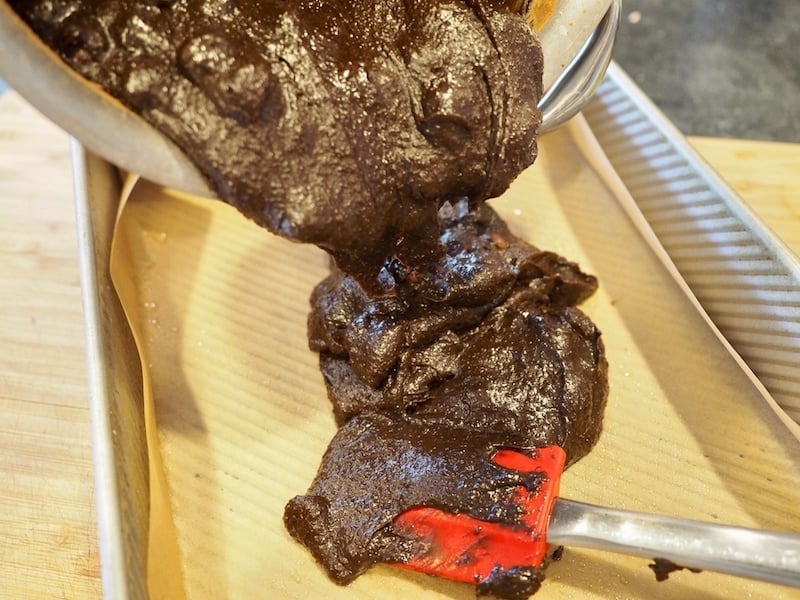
584 62 800 429
74 66 800 599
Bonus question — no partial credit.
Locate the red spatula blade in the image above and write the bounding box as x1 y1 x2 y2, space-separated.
392 445 566 584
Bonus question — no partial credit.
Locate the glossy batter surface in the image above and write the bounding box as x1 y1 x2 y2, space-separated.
12 0 543 292
290 202 607 595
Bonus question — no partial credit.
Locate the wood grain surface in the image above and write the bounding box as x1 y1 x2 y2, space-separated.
0 90 797 599
688 136 800 255
0 93 101 599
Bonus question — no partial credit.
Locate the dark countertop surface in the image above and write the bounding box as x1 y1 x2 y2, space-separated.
613 0 800 142
1 0 798 142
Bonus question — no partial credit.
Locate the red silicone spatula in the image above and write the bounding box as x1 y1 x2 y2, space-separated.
392 446 800 588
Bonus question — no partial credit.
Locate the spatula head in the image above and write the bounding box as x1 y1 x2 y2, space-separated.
391 445 565 584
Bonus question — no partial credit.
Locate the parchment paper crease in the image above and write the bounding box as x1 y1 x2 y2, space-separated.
109 118 800 599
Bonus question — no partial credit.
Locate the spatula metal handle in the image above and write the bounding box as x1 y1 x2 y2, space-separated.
549 498 800 587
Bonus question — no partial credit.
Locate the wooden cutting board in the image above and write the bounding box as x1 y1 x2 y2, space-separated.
0 90 798 599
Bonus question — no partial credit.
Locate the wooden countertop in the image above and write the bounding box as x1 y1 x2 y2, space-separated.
1 91 798 599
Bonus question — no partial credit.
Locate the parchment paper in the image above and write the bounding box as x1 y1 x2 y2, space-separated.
109 118 800 599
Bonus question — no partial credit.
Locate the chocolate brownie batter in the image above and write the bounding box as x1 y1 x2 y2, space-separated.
284 412 549 584
648 558 703 582
308 201 605 461
10 0 542 293
288 203 607 594
10 1 609 596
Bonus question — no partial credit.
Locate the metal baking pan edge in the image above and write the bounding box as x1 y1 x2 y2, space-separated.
583 62 800 430
73 140 148 600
